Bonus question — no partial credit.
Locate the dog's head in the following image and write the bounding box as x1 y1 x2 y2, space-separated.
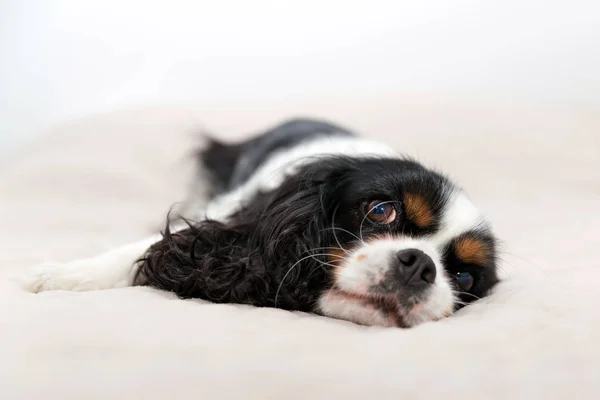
143 156 498 328
250 157 498 327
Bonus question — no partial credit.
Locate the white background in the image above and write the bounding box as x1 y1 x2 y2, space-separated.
1 0 599 157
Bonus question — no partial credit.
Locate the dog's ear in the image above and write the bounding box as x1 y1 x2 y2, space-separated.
136 219 271 304
137 185 332 309
137 160 352 310
233 161 353 306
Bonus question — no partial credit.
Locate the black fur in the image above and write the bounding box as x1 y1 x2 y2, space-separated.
198 139 243 197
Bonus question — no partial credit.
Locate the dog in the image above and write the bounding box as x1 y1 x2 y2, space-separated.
19 118 499 328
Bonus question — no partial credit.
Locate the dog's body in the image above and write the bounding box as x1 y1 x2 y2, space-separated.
20 118 498 328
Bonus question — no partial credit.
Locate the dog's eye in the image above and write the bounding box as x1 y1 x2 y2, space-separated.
456 271 474 291
366 201 397 224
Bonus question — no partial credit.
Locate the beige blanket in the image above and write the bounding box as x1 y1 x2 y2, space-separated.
1 99 599 399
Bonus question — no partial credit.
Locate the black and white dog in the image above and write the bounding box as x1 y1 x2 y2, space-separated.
20 118 499 328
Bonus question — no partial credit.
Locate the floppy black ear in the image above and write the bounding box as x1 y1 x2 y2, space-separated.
136 219 271 304
137 161 348 310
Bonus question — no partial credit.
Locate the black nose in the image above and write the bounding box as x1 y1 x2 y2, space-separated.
395 249 436 286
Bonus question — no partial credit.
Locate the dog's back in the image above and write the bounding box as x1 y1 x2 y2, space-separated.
199 118 356 198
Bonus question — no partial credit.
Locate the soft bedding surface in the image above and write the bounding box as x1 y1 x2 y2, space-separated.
1 99 599 399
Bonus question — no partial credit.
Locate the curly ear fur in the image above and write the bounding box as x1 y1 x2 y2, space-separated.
136 161 353 311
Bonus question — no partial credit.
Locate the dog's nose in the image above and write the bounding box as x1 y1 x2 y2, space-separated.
395 249 436 286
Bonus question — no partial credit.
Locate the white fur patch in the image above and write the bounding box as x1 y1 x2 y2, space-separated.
431 189 486 247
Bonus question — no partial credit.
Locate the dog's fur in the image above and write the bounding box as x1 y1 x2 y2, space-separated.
19 118 498 328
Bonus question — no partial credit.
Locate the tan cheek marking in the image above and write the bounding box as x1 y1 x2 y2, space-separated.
356 254 368 261
455 238 487 266
328 249 346 265
404 193 434 228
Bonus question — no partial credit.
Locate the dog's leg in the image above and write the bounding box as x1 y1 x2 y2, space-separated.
15 235 161 293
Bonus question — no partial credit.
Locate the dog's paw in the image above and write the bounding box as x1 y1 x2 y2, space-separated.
14 262 83 293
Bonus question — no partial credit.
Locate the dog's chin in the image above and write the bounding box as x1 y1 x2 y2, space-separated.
317 288 455 328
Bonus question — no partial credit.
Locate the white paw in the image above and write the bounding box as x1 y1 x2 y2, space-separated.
15 262 79 293
13 237 155 293
15 257 137 293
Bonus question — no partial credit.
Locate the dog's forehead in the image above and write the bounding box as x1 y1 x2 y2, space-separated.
430 189 488 248
344 158 448 198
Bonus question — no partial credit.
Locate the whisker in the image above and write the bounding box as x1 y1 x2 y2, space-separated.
306 266 327 279
331 206 352 255
274 252 347 306
454 291 482 301
453 300 471 306
494 257 515 279
301 246 346 255
306 255 340 268
499 250 548 279
321 227 362 242
325 253 347 259
305 258 338 279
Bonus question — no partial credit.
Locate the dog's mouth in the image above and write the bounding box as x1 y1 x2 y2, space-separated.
321 288 449 328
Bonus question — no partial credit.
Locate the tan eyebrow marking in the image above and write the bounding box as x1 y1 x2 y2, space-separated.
455 238 487 266
356 254 368 261
403 193 434 228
